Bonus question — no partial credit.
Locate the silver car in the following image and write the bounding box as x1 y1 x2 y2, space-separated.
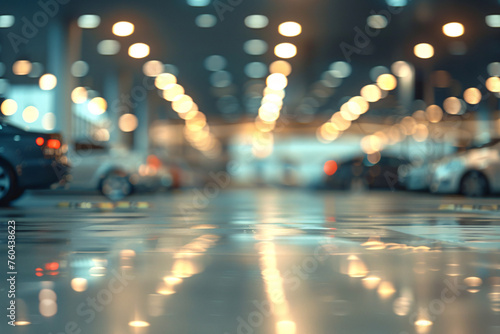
430 139 500 197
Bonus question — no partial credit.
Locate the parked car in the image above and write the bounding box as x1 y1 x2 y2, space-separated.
66 141 172 200
430 139 500 197
325 155 408 190
0 121 68 204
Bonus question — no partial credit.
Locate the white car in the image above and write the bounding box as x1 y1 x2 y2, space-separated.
66 142 170 200
430 139 500 197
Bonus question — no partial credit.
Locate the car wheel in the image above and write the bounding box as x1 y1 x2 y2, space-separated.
0 161 16 205
460 171 488 197
99 171 132 201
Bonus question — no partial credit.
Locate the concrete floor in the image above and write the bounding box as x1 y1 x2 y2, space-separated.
1 189 500 333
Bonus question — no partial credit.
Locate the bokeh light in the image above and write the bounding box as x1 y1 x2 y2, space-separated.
143 60 164 77
442 22 464 37
119 113 139 132
376 74 397 91
278 21 302 37
1 99 17 116
39 74 57 90
269 60 292 76
77 15 100 29
360 84 382 102
128 43 150 59
71 87 88 104
266 73 288 90
155 73 177 89
463 87 482 104
414 43 434 59
486 77 500 93
274 43 297 59
22 106 39 123
112 21 134 37
244 15 268 29
97 40 120 55
162 84 185 101
425 105 443 123
244 39 268 55
13 60 32 75
88 97 107 115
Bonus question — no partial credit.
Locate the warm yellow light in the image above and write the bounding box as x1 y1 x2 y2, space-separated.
443 97 462 115
349 96 369 114
269 60 292 76
274 43 297 59
340 103 359 121
13 60 32 75
186 112 207 131
1 99 18 116
118 113 138 132
128 43 150 59
391 61 412 78
276 320 296 334
361 135 382 154
162 84 185 101
319 123 340 141
278 21 302 37
128 321 150 328
22 106 39 123
360 84 382 102
413 124 429 142
112 21 134 37
486 77 500 93
442 22 464 37
414 319 433 333
71 87 88 104
376 74 397 91
155 73 177 89
425 105 443 123
463 87 482 104
39 74 57 90
88 97 107 115
266 73 288 90
71 278 88 292
179 109 199 120
414 43 434 59
172 94 194 113
362 276 381 289
377 281 396 299
258 103 280 122
330 112 351 131
143 60 164 77
263 87 285 99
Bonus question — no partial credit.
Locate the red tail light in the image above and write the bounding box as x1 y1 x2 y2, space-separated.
36 137 44 146
47 139 61 149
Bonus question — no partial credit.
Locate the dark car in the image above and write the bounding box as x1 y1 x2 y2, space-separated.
325 155 408 190
0 122 69 204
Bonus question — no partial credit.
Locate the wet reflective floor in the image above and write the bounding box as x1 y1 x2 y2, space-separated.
1 189 500 334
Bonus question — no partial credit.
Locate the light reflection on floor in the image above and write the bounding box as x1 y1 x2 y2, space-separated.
2 190 500 333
